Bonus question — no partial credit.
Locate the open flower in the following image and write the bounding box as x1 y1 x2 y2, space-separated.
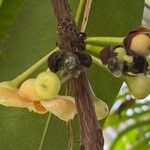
0 82 47 114
41 96 77 122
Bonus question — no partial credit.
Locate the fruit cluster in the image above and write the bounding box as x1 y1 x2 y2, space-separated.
100 26 150 99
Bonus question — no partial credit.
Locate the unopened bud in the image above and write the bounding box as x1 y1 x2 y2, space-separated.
93 96 109 120
123 75 150 99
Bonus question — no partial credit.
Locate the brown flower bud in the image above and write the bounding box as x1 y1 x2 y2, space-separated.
123 26 150 57
99 45 112 65
100 46 133 77
99 45 148 77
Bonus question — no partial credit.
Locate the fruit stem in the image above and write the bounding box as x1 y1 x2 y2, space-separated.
85 36 124 45
86 44 103 55
9 47 59 88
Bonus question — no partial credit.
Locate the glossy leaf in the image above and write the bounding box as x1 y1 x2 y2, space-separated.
0 0 25 41
0 0 3 7
0 0 144 149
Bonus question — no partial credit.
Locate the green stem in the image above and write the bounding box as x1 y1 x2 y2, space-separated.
75 0 86 27
9 47 59 88
86 44 103 55
109 119 150 150
85 37 124 46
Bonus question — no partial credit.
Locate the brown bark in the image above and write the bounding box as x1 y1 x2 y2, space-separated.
51 0 104 149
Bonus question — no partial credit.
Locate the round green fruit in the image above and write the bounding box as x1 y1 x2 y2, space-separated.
35 71 61 99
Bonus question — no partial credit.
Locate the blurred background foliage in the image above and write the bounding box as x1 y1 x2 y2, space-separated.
103 1 150 149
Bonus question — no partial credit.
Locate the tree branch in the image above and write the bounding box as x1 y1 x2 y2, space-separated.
51 0 104 149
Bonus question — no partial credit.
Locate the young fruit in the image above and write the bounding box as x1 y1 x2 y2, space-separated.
124 26 150 57
130 34 150 56
93 97 109 120
123 75 150 99
41 96 77 122
35 71 61 99
18 79 42 101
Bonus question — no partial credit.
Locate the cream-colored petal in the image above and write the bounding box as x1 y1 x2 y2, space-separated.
0 83 48 115
41 96 77 121
18 79 42 101
0 83 33 107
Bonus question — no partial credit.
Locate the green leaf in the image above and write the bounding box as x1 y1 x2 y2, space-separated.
87 0 144 36
0 0 3 7
0 0 144 149
0 0 25 41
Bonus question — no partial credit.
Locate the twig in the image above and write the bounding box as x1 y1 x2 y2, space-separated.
75 0 87 28
51 0 104 149
81 0 93 32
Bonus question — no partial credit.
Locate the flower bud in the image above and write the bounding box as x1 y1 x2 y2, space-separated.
100 45 148 77
123 75 150 99
123 26 150 57
41 96 77 122
100 46 133 77
93 96 109 120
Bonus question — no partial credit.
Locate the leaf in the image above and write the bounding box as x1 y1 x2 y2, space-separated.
0 0 3 7
0 0 25 41
0 0 144 149
87 0 144 36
